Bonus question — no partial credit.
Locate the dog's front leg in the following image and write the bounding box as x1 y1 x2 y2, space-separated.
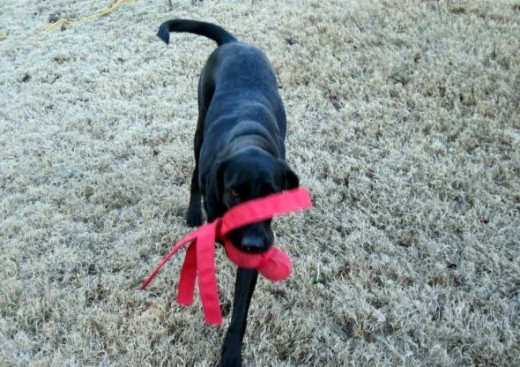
220 268 259 367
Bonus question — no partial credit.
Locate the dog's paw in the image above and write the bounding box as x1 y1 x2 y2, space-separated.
219 353 242 367
220 340 242 367
186 208 203 227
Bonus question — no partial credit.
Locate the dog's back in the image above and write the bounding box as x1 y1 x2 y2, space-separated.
159 20 287 162
158 19 281 113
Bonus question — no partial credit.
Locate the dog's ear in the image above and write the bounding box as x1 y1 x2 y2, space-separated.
204 161 226 221
279 160 299 190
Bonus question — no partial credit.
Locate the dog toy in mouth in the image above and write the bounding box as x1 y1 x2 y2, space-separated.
140 187 312 325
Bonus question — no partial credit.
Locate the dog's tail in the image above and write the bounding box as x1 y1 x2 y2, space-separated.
157 19 237 46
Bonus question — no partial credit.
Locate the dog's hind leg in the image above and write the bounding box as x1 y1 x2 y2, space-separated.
186 123 203 227
220 268 259 367
187 69 216 227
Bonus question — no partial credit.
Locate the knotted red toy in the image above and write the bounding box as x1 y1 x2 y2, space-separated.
140 187 312 325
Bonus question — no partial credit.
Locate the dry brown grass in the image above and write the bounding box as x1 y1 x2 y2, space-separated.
1 0 519 366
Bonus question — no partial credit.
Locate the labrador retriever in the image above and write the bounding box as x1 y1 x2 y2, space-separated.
157 19 299 367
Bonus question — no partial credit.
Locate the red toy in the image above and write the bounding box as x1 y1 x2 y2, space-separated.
140 187 312 325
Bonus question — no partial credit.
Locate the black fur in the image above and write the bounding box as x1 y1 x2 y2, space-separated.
158 19 299 367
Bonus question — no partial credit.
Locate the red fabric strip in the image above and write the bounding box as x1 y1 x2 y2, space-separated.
139 229 199 290
195 221 222 325
218 188 311 237
176 240 198 306
140 187 312 326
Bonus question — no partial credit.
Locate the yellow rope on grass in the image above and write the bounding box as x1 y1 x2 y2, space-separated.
43 0 135 33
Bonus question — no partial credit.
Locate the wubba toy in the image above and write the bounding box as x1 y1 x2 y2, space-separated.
140 187 312 325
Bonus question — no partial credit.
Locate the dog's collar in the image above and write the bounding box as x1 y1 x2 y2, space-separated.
140 187 312 325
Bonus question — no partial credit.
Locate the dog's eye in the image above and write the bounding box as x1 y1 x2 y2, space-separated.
230 190 240 198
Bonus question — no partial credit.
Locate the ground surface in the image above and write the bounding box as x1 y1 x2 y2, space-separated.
1 0 519 366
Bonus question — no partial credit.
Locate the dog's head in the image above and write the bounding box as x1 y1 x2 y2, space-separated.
206 148 299 253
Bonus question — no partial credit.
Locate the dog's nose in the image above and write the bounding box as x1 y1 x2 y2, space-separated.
241 234 265 253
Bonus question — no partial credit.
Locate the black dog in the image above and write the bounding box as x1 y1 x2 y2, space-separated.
157 19 299 367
